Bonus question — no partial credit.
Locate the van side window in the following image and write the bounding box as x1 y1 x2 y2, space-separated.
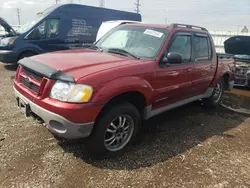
27 19 59 40
46 19 59 38
168 35 192 63
194 36 211 61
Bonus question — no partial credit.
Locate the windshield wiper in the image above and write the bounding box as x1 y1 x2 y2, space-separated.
89 45 103 51
107 48 140 59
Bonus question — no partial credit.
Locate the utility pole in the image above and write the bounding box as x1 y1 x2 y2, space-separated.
16 8 21 25
99 0 105 7
134 0 141 13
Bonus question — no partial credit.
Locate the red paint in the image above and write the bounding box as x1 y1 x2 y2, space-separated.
13 23 235 124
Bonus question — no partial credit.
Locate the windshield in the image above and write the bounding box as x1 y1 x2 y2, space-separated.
95 25 169 59
16 19 40 34
0 25 6 35
16 5 59 34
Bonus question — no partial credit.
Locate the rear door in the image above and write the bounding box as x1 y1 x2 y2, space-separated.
192 33 216 95
153 32 196 108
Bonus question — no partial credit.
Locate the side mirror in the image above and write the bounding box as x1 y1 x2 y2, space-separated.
166 52 182 64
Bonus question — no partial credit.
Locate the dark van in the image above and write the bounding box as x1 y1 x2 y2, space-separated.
0 4 141 64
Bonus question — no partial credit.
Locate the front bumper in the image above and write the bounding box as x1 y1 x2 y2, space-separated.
0 50 19 63
14 87 95 139
234 75 250 87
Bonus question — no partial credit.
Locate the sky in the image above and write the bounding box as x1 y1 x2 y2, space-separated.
0 0 250 32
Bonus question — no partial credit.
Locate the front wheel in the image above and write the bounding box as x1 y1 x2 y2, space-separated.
84 102 141 158
203 79 225 107
18 51 37 61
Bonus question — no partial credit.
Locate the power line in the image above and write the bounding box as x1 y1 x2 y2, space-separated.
16 8 21 25
99 0 105 7
134 0 141 13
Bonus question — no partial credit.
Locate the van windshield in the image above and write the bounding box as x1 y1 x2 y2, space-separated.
95 25 169 59
0 25 7 35
16 5 59 34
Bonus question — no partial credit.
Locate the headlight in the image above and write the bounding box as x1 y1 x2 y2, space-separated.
0 37 15 45
50 80 93 103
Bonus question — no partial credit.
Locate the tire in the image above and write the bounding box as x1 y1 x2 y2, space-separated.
203 78 225 107
18 51 37 61
85 102 141 158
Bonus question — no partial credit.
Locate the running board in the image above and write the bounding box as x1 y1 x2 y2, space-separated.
143 87 214 120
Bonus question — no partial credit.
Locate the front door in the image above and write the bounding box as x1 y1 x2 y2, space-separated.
26 18 62 52
152 32 196 108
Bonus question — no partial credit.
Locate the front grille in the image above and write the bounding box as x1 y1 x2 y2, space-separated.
20 77 40 93
235 74 247 79
22 67 43 82
236 67 248 75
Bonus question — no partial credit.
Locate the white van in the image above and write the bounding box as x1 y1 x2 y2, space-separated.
95 20 142 42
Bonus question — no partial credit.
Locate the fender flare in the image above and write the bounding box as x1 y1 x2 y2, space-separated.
17 47 43 61
20 47 42 55
91 76 154 106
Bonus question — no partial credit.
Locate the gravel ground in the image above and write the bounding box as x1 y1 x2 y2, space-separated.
1 62 250 188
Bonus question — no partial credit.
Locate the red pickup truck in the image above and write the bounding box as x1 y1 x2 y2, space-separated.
13 23 235 157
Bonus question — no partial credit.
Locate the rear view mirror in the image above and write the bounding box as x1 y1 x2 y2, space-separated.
167 52 182 64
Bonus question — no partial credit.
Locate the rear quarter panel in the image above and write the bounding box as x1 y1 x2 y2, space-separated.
211 56 236 87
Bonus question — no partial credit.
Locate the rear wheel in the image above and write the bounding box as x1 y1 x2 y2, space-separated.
203 78 225 107
85 102 141 158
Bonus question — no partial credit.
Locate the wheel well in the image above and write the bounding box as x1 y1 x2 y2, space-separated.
18 50 38 61
95 91 147 125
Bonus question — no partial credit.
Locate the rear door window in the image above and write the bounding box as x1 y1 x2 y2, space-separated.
194 36 211 61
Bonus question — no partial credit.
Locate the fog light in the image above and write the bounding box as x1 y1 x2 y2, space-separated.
49 120 67 133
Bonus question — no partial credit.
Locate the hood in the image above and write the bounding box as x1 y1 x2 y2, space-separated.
30 49 141 81
0 17 16 36
224 36 250 55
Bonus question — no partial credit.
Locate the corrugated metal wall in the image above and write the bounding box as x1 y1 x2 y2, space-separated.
209 31 250 53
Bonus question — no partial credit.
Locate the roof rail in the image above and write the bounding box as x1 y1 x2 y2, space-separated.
170 23 208 31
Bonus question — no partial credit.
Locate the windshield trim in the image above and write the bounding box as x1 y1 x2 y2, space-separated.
95 25 169 60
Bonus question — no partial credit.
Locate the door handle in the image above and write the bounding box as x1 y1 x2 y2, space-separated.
186 68 193 72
